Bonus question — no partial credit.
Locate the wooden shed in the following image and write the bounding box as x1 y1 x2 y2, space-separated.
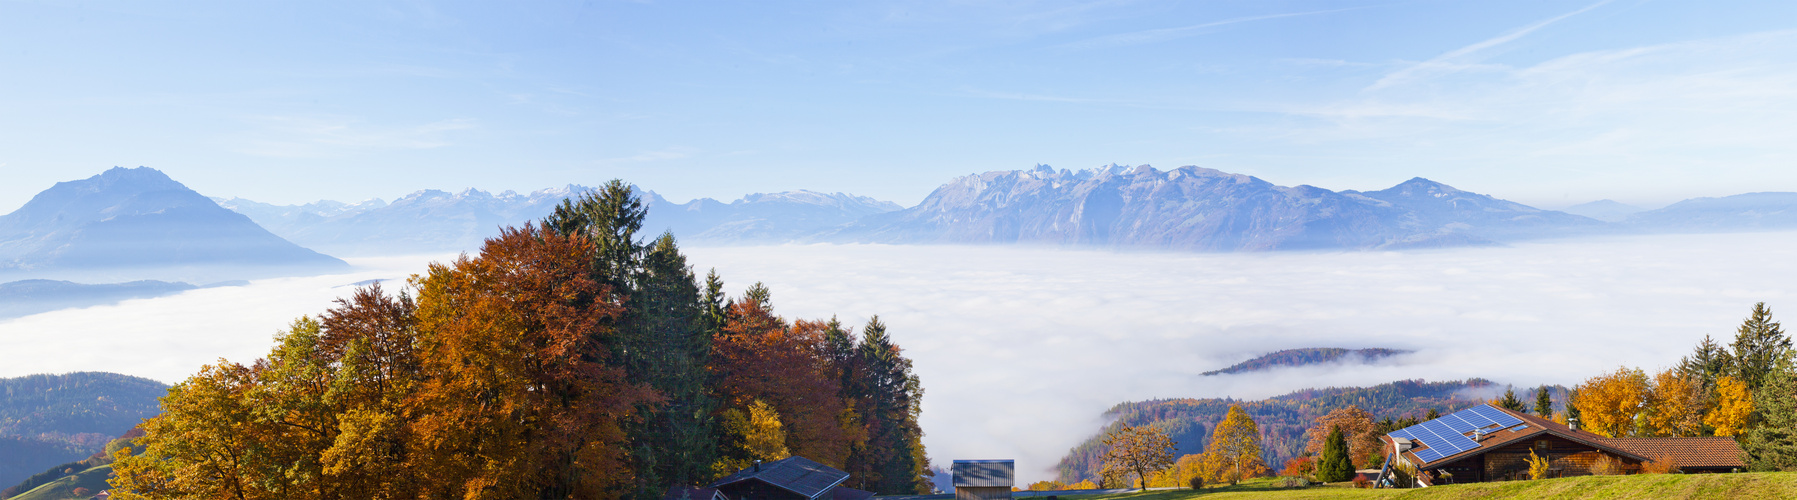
952 460 1014 500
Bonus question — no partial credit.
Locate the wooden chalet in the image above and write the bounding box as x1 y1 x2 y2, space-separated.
1378 404 1745 486
700 456 876 500
951 460 1014 500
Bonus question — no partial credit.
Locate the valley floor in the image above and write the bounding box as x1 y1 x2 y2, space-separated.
1062 472 1797 500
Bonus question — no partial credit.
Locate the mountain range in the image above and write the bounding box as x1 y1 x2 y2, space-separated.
0 167 345 283
207 164 1797 255
218 186 903 256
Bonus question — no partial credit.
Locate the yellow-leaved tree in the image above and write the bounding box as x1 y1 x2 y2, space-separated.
1706 376 1755 436
1197 405 1268 485
1643 369 1706 437
1573 366 1650 437
713 399 792 477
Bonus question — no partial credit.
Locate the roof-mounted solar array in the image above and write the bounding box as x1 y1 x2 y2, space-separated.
1387 404 1526 464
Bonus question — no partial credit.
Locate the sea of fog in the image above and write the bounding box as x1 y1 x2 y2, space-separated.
3 232 1795 482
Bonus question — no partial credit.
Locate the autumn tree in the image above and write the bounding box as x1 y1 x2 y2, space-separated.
1742 359 1797 471
1534 386 1555 419
1707 376 1755 437
1573 366 1650 437
1200 406 1267 485
406 224 656 498
1316 426 1354 483
1729 302 1791 393
712 294 857 471
1303 407 1378 468
1642 369 1705 437
1099 425 1176 490
714 399 792 476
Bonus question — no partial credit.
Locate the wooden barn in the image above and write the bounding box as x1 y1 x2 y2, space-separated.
698 456 875 500
952 460 1015 500
1378 404 1745 486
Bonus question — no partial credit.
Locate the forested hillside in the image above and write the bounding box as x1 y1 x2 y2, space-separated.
1201 348 1412 376
1055 379 1492 484
0 372 165 491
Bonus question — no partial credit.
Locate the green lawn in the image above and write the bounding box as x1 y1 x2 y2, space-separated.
1051 473 1797 500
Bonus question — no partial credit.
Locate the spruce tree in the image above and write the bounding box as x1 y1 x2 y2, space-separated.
1534 386 1554 419
1499 387 1526 413
1679 334 1732 390
626 233 716 493
1318 426 1355 483
1730 302 1792 393
1425 408 1440 420
1743 358 1797 471
850 316 932 494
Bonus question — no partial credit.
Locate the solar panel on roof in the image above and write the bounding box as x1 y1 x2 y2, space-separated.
1386 404 1526 464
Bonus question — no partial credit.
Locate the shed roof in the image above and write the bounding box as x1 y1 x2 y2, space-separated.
709 456 850 500
952 460 1015 487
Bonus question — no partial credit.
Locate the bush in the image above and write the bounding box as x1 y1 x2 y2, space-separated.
1188 476 1204 489
1641 454 1680 474
1351 476 1372 488
1591 454 1625 476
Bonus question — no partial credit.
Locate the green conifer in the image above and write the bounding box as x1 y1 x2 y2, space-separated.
1730 302 1792 393
1499 387 1526 413
1317 426 1355 483
1743 358 1797 471
1534 386 1554 419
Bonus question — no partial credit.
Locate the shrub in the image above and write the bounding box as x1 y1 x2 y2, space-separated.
1591 454 1624 476
1351 476 1372 488
1188 476 1204 489
1641 454 1680 474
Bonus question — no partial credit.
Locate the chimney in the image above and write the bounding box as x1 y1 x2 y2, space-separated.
1568 417 1580 432
754 460 762 473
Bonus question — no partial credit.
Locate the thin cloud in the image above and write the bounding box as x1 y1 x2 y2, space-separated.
1369 0 1615 90
1062 7 1370 50
234 116 477 158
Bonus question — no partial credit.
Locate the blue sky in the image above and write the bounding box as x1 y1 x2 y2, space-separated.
3 0 1796 210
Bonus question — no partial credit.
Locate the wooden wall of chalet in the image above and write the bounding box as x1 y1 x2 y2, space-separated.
1430 434 1641 483
955 486 1011 500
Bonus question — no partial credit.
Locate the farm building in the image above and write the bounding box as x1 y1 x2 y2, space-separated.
699 456 875 500
1378 404 1745 486
952 460 1015 500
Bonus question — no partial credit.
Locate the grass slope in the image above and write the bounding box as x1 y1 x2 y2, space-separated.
1062 473 1797 500
6 464 111 500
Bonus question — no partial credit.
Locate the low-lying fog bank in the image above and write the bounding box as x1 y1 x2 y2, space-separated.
2 233 1792 483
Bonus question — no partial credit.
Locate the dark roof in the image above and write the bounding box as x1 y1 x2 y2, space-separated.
828 486 876 500
1600 437 1746 469
666 487 727 500
710 456 851 500
952 460 1015 487
1384 407 1650 468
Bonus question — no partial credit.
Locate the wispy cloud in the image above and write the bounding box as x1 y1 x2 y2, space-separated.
234 116 477 158
1368 0 1614 90
1062 7 1370 50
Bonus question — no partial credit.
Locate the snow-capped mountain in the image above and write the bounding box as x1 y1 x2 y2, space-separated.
224 186 904 256
813 164 1607 250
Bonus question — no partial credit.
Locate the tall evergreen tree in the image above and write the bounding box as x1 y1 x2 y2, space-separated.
544 179 647 291
1679 334 1732 390
847 317 932 494
1534 386 1554 419
1317 426 1354 483
1565 389 1584 427
1743 358 1797 471
1729 302 1792 393
1498 387 1526 413
625 233 717 495
1425 408 1440 420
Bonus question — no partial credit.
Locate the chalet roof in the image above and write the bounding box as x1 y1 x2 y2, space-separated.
952 460 1015 488
1383 406 1650 468
1599 437 1746 469
709 456 851 500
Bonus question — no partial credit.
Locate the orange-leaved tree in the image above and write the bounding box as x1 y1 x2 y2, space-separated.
406 224 657 499
1573 366 1650 437
1098 424 1176 490
712 292 857 470
1642 368 1706 437
1303 406 1380 468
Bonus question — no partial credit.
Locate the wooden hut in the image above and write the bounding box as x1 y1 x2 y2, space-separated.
952 460 1014 500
